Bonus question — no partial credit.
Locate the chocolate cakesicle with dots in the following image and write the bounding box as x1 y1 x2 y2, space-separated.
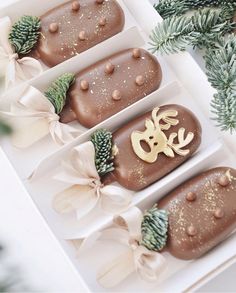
145 167 236 260
35 0 125 67
7 0 124 67
59 48 162 127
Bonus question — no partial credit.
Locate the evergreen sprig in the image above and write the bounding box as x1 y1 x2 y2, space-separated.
151 1 236 132
141 205 168 252
90 129 115 177
0 120 12 136
150 8 235 54
154 0 235 19
205 35 236 132
44 73 75 114
8 15 41 55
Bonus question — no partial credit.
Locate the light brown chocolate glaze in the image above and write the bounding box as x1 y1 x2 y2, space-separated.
60 48 162 128
158 167 236 260
103 104 202 191
36 0 125 67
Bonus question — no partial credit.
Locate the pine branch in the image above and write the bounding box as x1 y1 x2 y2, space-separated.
149 8 235 54
44 73 75 114
154 0 235 19
149 16 196 54
0 120 12 136
90 129 115 177
205 35 236 132
9 16 41 55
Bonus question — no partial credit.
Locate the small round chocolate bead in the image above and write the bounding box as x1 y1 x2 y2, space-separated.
186 191 197 202
132 48 141 59
80 80 89 90
105 62 115 74
72 1 80 11
218 175 230 187
135 75 145 86
49 23 58 33
99 16 107 26
186 225 197 237
214 208 224 219
79 31 86 41
112 90 121 101
96 0 104 4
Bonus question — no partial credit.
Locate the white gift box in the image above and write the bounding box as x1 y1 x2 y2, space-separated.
0 0 236 292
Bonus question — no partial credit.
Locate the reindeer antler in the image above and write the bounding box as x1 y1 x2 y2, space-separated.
152 107 179 130
166 128 194 156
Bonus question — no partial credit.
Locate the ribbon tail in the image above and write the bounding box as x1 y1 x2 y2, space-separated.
11 118 50 148
135 246 167 282
97 250 135 288
5 59 17 90
49 121 81 146
100 185 132 214
52 184 99 220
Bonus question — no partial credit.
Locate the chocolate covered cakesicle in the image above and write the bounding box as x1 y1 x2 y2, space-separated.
60 48 162 127
37 0 125 67
104 104 201 191
158 167 236 260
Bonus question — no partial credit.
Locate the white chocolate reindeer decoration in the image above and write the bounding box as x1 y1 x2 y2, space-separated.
131 107 194 163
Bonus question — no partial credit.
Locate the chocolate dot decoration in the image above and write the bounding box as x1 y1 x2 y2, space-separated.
186 191 197 202
112 90 121 101
218 175 230 187
72 1 80 11
96 0 104 4
80 80 89 90
105 62 115 74
214 208 224 219
79 31 86 41
132 48 141 59
186 225 197 237
99 16 107 26
49 23 58 33
135 75 145 86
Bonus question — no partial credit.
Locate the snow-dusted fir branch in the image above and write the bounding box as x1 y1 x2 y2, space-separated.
154 0 235 19
205 35 236 132
149 8 235 54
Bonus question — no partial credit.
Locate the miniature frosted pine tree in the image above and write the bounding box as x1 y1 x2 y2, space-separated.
44 73 75 114
90 129 115 177
8 15 41 55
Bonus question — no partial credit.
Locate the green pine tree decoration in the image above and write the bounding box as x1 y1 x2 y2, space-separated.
141 205 168 252
8 15 41 55
44 73 75 114
90 129 115 177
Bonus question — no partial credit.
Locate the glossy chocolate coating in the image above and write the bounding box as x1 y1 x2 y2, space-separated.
61 48 162 127
37 0 124 67
158 167 236 260
104 104 201 191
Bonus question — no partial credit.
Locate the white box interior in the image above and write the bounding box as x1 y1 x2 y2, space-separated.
0 0 235 292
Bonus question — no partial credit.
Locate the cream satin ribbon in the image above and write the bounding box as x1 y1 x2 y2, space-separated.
0 16 43 90
1 85 80 148
53 141 132 220
77 207 167 288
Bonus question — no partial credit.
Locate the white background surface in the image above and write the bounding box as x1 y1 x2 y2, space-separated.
0 0 235 291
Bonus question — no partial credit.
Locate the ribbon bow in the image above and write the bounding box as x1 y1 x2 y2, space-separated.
53 141 132 220
77 207 167 288
0 16 43 90
1 85 80 148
